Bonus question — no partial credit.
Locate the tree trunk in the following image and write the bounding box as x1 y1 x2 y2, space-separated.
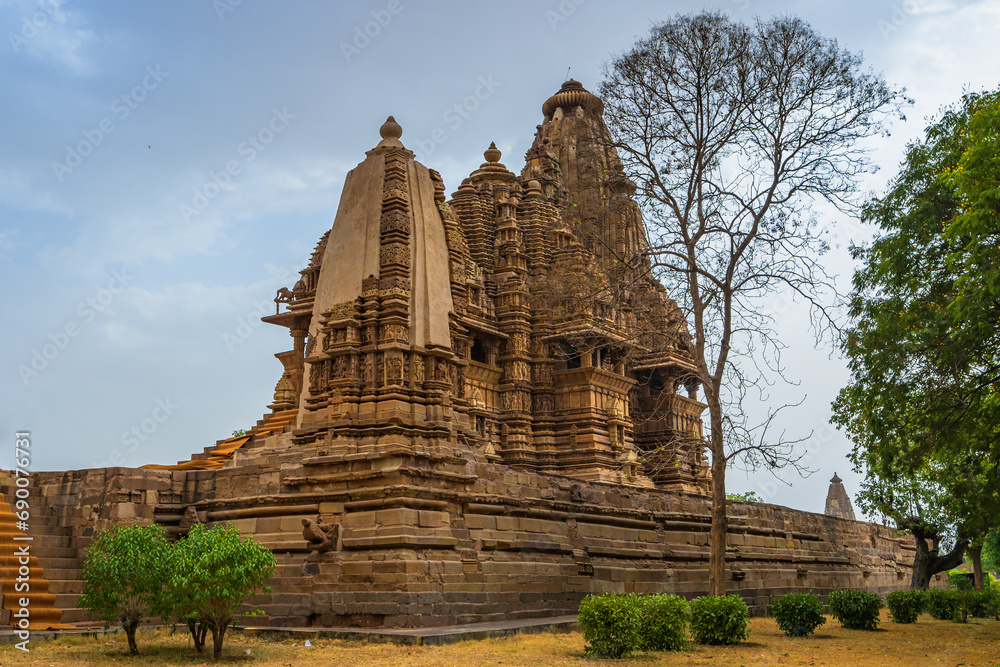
969 544 984 591
122 619 140 656
211 624 226 660
708 400 727 596
187 620 206 652
909 529 968 589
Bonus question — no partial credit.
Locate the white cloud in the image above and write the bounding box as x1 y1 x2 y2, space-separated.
4 0 95 74
0 167 76 216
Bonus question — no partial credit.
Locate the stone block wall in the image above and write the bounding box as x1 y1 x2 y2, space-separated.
6 438 929 628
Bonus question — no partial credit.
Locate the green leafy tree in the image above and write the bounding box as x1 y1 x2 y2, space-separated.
602 11 904 595
164 531 211 653
833 87 1000 589
982 529 1000 575
849 460 973 587
79 523 172 656
168 523 276 659
726 491 763 503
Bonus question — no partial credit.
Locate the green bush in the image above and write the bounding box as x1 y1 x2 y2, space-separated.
636 594 689 651
79 523 172 656
578 593 642 658
947 571 975 590
689 595 750 645
770 591 826 637
968 586 1000 619
925 588 960 620
167 523 276 659
827 589 882 630
885 589 925 623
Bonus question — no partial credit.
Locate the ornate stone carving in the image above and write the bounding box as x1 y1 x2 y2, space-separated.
379 242 411 267
178 505 202 535
302 518 339 555
386 353 404 384
380 209 411 235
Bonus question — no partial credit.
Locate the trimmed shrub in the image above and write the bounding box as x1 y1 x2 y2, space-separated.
968 586 1000 619
636 593 689 651
689 595 750 645
925 588 960 620
828 589 882 630
578 593 642 658
886 589 925 623
770 591 826 637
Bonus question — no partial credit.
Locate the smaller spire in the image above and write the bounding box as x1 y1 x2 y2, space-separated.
825 471 855 520
524 180 544 201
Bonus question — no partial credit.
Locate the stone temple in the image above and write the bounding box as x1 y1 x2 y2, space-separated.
0 81 923 629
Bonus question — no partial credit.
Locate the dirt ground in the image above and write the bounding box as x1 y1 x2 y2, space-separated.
1 611 998 666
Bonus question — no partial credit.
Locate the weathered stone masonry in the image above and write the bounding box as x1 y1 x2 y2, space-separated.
7 443 917 627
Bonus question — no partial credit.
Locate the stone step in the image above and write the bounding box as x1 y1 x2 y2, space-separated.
0 534 72 548
36 568 80 581
54 593 82 609
47 580 84 595
25 545 79 560
61 607 95 623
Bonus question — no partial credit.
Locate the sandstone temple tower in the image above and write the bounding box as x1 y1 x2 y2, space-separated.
824 472 856 521
262 80 710 493
2 81 921 631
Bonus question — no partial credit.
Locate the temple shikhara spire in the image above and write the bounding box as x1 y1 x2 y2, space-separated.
3 81 926 631
824 472 856 520
259 80 710 492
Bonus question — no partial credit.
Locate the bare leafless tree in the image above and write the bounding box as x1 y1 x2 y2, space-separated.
600 12 907 595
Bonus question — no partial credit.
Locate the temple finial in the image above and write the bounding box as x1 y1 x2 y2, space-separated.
484 141 502 164
380 116 402 141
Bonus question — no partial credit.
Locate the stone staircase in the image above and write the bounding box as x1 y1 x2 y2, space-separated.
0 478 90 627
144 409 297 471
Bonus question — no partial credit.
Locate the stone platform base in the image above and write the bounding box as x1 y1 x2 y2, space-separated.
240 614 579 646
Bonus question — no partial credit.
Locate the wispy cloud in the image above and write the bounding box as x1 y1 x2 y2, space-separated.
4 0 95 73
0 167 76 215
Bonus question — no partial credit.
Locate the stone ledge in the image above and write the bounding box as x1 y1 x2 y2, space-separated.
238 614 579 646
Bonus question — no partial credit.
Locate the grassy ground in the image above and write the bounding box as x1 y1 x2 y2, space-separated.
1 611 998 666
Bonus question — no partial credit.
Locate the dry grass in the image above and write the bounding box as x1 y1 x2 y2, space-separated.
1 611 999 666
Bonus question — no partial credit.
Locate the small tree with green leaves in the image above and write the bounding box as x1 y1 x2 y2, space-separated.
169 523 276 659
79 523 172 656
163 531 210 653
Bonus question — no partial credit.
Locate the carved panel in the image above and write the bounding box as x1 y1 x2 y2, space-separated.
379 242 411 267
380 209 411 235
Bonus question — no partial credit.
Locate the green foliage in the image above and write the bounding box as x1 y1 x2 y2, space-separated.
231 428 248 437
168 523 276 659
947 570 975 590
925 588 960 620
689 595 750 645
770 591 826 637
726 491 763 503
79 523 172 655
885 589 925 623
577 593 642 658
983 529 1000 574
832 87 1000 550
636 594 689 651
827 589 882 630
967 585 1000 619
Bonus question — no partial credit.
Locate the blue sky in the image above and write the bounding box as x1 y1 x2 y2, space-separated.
2 0 998 517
